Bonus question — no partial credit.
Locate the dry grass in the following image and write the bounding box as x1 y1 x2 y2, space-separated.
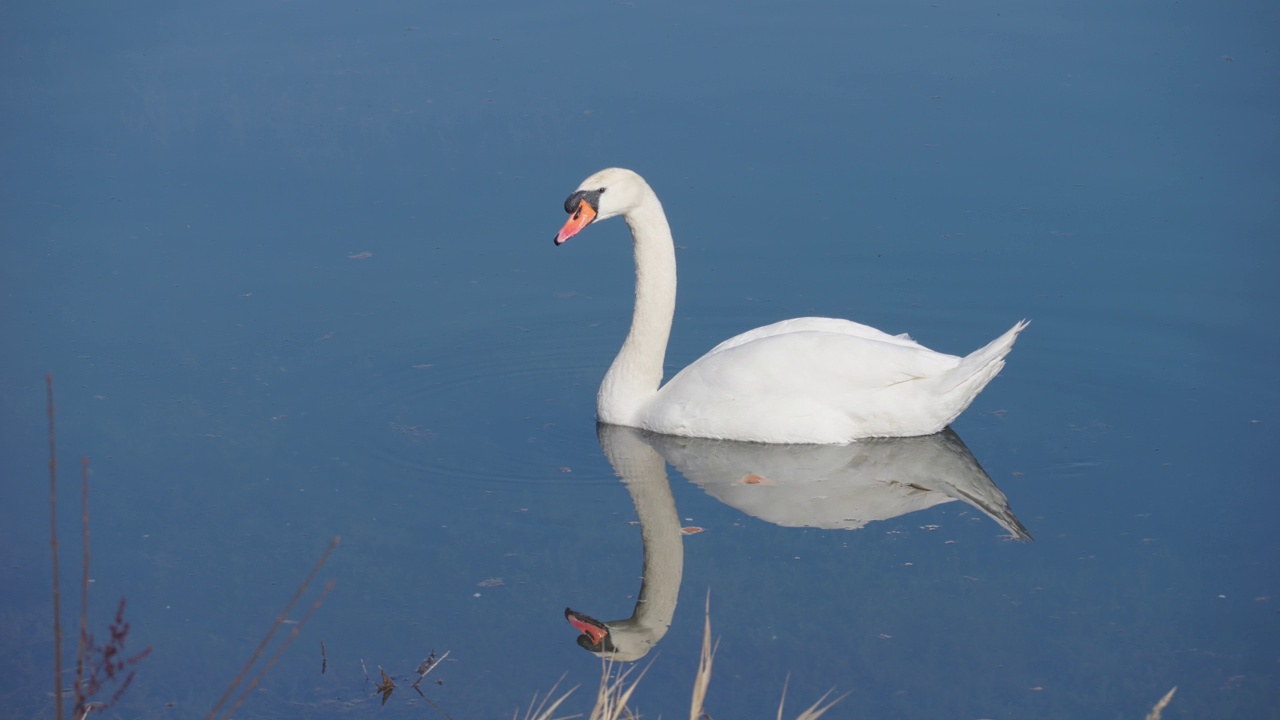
526 595 842 720
529 596 1176 720
775 676 845 720
688 594 717 720
517 661 649 720
1145 686 1177 720
517 675 577 720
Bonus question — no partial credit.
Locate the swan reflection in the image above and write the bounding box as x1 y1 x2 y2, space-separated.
646 427 1031 539
566 424 1030 660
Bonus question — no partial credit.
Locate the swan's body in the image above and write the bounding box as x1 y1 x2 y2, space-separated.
554 168 1027 444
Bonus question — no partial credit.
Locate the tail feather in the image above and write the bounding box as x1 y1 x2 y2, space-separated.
936 319 1030 399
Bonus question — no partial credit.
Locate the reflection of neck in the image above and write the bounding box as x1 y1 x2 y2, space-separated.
598 425 685 660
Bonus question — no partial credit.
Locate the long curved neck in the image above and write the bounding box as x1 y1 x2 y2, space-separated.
626 453 683 637
598 425 685 660
598 192 677 425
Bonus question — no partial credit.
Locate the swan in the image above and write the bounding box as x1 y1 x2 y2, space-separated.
554 167 1028 444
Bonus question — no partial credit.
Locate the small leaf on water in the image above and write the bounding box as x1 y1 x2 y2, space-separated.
376 667 395 705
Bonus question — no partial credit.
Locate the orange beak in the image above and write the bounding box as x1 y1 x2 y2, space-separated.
555 199 597 246
564 608 610 647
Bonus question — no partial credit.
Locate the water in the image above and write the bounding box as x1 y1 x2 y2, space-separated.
2 1 1277 718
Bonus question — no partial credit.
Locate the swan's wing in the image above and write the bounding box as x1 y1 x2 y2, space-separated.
679 328 957 392
703 317 925 356
643 330 962 441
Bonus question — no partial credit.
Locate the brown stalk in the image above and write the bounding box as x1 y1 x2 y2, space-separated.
205 535 341 720
46 373 64 720
73 456 91 716
221 577 338 720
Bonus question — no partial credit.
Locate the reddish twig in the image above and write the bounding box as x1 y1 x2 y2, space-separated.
74 456 90 716
46 373 64 720
69 456 150 717
75 598 152 714
46 375 150 718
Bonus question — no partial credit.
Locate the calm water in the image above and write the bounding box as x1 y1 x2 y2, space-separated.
3 1 1277 718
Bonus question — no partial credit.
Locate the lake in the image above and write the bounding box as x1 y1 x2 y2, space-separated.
2 1 1277 718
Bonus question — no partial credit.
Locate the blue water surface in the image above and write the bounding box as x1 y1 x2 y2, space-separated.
2 1 1277 718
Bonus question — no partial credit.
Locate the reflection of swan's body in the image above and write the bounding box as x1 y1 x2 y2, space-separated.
565 425 685 661
565 425 1029 660
554 167 1028 444
646 427 1031 539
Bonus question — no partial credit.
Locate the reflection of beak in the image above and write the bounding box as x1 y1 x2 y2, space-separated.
554 199 597 246
565 608 612 650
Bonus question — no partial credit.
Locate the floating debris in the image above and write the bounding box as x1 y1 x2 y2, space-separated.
411 649 450 693
375 666 395 705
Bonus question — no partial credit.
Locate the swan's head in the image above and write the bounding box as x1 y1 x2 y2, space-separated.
554 167 651 246
564 608 617 655
564 607 663 661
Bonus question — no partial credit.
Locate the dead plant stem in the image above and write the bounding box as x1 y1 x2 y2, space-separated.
46 373 64 720
221 577 337 720
206 535 340 720
74 456 90 715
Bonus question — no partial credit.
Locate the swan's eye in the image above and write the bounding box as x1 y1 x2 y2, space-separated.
563 188 603 216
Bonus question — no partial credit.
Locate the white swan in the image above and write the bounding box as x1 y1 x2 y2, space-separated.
554 168 1028 444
